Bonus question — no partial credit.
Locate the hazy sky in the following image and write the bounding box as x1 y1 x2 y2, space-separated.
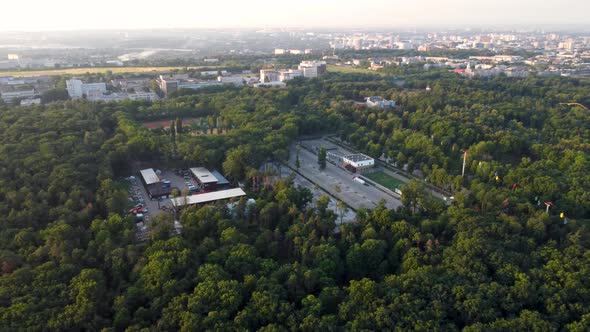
2 0 589 31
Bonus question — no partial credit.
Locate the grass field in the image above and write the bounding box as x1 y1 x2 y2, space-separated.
365 171 405 190
1 64 376 77
327 64 381 75
0 66 219 77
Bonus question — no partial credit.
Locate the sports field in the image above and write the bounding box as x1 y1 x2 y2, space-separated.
0 66 218 77
364 171 405 190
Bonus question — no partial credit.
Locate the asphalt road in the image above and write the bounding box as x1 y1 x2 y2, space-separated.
289 143 402 211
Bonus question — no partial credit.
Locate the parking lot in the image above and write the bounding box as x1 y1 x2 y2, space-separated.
290 138 402 211
125 176 153 240
275 165 356 224
126 168 204 240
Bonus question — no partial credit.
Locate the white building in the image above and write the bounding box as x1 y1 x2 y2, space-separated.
0 76 12 85
20 98 41 106
178 82 223 90
190 167 219 189
493 55 523 63
395 42 413 50
1 89 36 102
201 70 228 76
86 91 126 102
171 188 246 208
106 60 124 66
260 69 280 82
261 64 325 83
129 92 159 101
366 96 395 108
298 60 327 78
343 154 375 173
300 66 318 78
254 81 287 88
218 76 244 86
140 168 160 186
279 69 303 81
66 79 107 98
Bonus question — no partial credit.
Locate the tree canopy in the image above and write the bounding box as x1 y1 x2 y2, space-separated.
0 70 589 330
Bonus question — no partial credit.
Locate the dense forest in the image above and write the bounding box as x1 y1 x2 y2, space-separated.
0 70 589 331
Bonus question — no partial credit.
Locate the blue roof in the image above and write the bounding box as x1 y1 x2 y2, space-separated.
210 170 230 185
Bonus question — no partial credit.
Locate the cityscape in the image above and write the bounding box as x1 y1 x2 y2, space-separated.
1 28 589 105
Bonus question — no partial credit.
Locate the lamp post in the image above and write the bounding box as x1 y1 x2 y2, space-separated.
544 201 553 214
461 149 468 178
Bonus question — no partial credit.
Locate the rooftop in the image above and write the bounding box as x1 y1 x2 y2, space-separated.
343 154 374 163
367 96 384 102
140 168 160 185
171 188 246 207
210 170 230 185
190 167 219 184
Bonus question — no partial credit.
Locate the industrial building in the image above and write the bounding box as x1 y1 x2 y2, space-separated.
178 82 222 90
170 188 246 208
343 154 375 173
254 81 286 88
140 168 173 198
0 89 36 102
129 92 159 101
217 76 244 86
190 167 220 190
210 170 231 189
20 98 41 106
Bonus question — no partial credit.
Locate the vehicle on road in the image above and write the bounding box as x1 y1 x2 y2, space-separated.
353 176 367 185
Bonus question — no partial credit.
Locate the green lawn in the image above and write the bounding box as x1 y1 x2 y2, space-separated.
0 66 219 77
364 171 405 190
327 64 381 75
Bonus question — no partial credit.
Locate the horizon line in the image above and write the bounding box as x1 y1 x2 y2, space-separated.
1 23 590 34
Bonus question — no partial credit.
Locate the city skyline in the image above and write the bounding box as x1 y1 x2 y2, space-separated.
2 0 590 32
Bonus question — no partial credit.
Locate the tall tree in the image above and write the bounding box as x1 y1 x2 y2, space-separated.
318 147 327 170
175 117 183 134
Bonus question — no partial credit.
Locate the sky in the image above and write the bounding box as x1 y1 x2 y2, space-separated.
2 0 589 31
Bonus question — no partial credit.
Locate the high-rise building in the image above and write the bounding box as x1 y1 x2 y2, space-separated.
298 61 327 78
66 79 107 98
279 69 303 81
157 75 178 95
260 69 280 82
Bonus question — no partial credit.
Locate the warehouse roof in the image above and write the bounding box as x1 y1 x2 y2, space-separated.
190 167 219 184
171 188 246 207
210 170 230 185
140 168 160 185
343 154 374 163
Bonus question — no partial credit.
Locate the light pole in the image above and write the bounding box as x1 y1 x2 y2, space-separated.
461 149 468 178
544 201 553 214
